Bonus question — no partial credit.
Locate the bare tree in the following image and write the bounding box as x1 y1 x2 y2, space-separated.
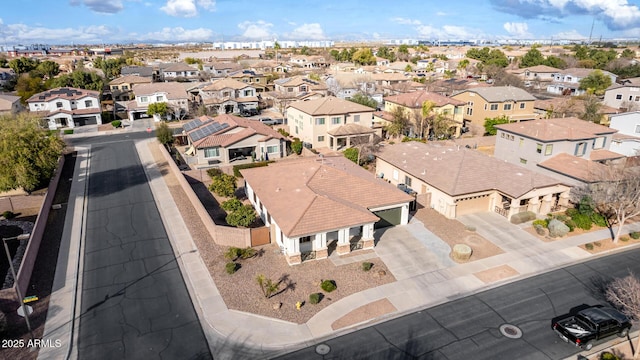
351 134 382 166
572 163 640 243
385 106 411 139
606 272 640 359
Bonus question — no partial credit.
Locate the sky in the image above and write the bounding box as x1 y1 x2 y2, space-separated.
1 0 640 45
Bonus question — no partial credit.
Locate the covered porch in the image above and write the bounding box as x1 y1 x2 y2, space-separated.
493 187 572 219
327 123 376 151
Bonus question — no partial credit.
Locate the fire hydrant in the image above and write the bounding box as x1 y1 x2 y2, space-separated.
296 301 302 310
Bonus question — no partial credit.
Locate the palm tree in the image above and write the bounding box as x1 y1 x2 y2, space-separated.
274 41 281 63
457 59 470 78
386 107 411 139
420 100 436 139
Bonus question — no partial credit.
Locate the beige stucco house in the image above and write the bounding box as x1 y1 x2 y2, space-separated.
27 87 102 129
376 142 571 220
127 82 189 121
199 78 259 115
108 75 152 101
241 156 413 265
286 96 377 150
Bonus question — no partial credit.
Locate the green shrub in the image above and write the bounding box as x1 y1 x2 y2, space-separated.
630 231 640 240
225 205 257 227
532 219 548 228
232 161 274 177
534 224 546 236
206 168 223 178
277 128 290 137
620 235 630 242
256 274 279 298
510 211 536 224
111 120 122 128
554 214 568 222
291 140 303 155
320 280 337 292
585 243 594 250
221 198 243 212
225 262 238 274
571 212 593 230
594 241 602 247
0 311 7 337
344 148 359 164
600 351 621 360
208 173 237 197
1 211 16 219
309 292 323 304
225 247 242 261
362 262 373 271
565 208 579 218
240 247 257 259
63 129 74 134
564 219 576 232
591 213 608 227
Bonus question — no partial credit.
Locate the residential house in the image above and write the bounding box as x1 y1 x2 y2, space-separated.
27 87 102 129
508 65 559 88
608 112 640 156
533 97 620 124
371 73 411 95
376 142 571 220
324 73 382 104
383 90 466 138
603 77 640 110
241 156 414 265
0 94 21 114
269 75 328 115
127 82 189 121
160 62 200 82
451 86 538 134
288 55 329 69
108 75 152 101
184 114 287 167
286 96 377 150
120 66 158 81
0 68 15 88
494 117 622 185
229 69 270 92
546 68 617 96
375 57 390 67
425 78 489 97
202 62 243 78
199 78 259 115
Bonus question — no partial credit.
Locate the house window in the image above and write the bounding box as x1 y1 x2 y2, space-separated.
520 158 527 164
56 102 63 108
404 175 412 187
266 145 279 153
536 143 542 154
616 94 622 100
255 78 260 82
140 96 148 103
454 107 462 114
331 117 341 124
490 104 498 111
630 96 634 101
545 144 553 156
300 86 307 92
223 91 231 97
636 124 640 133
636 96 640 102
575 142 587 156
204 147 220 158
122 85 128 90
287 87 293 93
85 100 92 107
519 138 524 147
519 103 525 109
156 96 163 102
484 104 488 110
317 136 325 142
392 169 399 181
593 137 606 149
504 103 512 111
354 114 360 122
315 118 325 125
244 90 252 97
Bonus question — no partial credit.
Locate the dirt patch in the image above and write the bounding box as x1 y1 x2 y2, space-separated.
148 142 396 324
411 207 504 262
525 224 611 242
579 236 640 254
331 298 397 330
474 265 520 284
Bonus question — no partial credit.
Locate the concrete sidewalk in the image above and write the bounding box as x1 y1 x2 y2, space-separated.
40 137 640 360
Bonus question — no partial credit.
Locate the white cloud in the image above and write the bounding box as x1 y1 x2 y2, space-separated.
238 21 274 39
196 0 215 11
415 24 481 39
137 27 213 41
435 11 447 16
286 23 326 40
1 23 116 44
503 22 532 38
161 0 197 17
391 17 422 25
69 0 124 14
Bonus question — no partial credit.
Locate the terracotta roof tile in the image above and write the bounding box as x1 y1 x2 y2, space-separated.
384 91 465 108
288 96 375 116
496 117 616 141
538 153 610 183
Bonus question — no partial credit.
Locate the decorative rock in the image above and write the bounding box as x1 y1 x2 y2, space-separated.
273 302 282 310
548 219 569 238
452 244 472 261
373 269 387 278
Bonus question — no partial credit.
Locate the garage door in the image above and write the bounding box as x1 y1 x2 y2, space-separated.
75 116 98 126
373 207 402 229
455 195 491 216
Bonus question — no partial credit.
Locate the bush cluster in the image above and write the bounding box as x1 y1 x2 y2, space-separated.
362 262 373 271
225 262 238 274
320 280 337 293
585 243 594 250
629 231 640 240
2 211 16 219
570 212 593 230
510 211 536 224
208 172 237 198
224 246 256 261
309 293 323 304
111 120 122 128
532 219 548 228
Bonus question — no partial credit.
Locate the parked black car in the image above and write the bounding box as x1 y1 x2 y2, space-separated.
241 108 260 116
552 305 632 350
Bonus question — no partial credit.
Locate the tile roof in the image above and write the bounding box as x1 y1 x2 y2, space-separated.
26 87 99 103
538 153 610 183
495 117 617 141
274 75 327 89
241 156 413 238
326 123 375 136
132 82 189 100
560 68 615 78
454 86 536 102
288 96 375 116
202 78 253 91
509 65 560 74
162 62 198 72
377 142 566 198
589 149 626 161
190 114 285 148
384 90 465 108
109 75 152 85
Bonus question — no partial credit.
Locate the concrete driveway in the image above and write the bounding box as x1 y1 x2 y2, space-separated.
457 212 541 251
374 218 455 281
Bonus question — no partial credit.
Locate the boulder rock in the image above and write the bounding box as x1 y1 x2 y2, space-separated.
548 219 570 238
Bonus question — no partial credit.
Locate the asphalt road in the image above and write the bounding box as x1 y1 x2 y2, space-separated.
277 248 640 360
76 137 212 359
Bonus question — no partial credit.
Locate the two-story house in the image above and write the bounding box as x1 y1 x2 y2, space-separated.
202 62 242 79
603 77 640 110
508 65 559 88
383 90 466 138
451 86 538 134
184 114 287 167
127 82 189 121
108 75 152 101
199 78 259 115
494 117 621 185
27 87 102 129
286 96 377 150
371 73 411 95
120 66 159 81
229 69 270 93
546 68 617 96
160 62 200 82
324 73 381 104
608 111 640 156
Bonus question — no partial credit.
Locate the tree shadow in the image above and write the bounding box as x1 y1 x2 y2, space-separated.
272 274 296 297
